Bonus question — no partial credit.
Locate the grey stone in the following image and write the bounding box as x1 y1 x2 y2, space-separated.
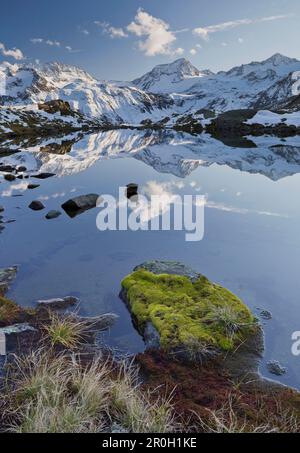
45 210 61 220
62 194 100 218
126 183 138 200
29 200 45 211
76 313 119 331
37 296 78 310
267 360 286 376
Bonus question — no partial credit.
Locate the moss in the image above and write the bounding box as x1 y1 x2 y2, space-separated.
122 270 257 352
0 295 22 326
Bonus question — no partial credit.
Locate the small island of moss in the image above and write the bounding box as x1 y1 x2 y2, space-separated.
121 261 258 358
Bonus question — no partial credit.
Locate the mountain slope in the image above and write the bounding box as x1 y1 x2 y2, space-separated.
0 53 299 128
132 53 300 112
0 62 175 124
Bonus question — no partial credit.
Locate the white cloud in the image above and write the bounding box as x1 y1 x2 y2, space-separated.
189 48 197 55
193 14 293 40
221 42 227 47
174 47 184 55
0 42 24 60
46 40 61 47
31 38 61 47
95 21 128 38
30 38 77 52
30 38 44 44
196 43 202 49
127 8 177 56
78 27 90 36
238 37 244 43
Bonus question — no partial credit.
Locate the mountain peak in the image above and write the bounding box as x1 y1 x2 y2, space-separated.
263 53 299 65
132 58 206 91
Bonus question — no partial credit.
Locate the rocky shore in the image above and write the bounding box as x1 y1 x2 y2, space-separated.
1 101 300 144
1 261 300 433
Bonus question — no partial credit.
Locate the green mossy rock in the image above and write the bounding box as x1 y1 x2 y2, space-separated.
121 264 257 354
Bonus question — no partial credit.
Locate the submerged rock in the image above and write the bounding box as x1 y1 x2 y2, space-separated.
267 360 286 376
0 206 4 213
45 210 61 220
36 296 78 311
134 260 202 282
258 309 272 320
74 313 118 331
29 200 45 211
121 260 259 361
61 194 100 218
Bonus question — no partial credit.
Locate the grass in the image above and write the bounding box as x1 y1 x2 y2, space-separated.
44 313 87 349
122 270 257 353
194 393 300 433
1 349 300 433
0 296 22 326
2 349 177 433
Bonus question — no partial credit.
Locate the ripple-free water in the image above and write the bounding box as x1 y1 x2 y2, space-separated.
1 130 300 388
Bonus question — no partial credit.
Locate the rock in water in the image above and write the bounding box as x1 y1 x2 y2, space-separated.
36 296 78 311
29 200 45 211
45 210 61 220
27 184 40 190
126 183 138 200
121 260 259 361
267 360 286 376
0 206 4 213
259 309 272 320
61 194 100 218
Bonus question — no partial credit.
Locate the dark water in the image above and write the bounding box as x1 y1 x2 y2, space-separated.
1 130 300 388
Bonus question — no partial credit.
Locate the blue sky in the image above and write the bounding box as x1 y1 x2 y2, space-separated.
0 0 299 80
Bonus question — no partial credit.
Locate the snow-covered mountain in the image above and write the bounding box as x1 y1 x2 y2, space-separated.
132 53 300 112
0 61 175 124
0 53 300 127
132 58 213 92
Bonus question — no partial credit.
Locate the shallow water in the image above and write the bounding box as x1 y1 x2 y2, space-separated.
1 130 300 388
